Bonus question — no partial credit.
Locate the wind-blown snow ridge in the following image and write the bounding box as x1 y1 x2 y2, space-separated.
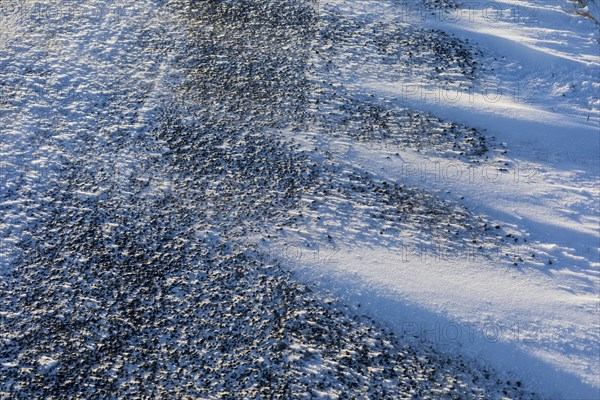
287 0 599 398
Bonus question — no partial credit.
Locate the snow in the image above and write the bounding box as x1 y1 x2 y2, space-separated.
1 0 598 398
278 0 600 398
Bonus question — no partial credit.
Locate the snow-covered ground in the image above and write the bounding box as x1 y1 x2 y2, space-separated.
1 0 598 398
276 0 599 398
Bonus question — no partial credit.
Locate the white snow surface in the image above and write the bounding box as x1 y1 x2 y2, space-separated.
278 0 600 398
